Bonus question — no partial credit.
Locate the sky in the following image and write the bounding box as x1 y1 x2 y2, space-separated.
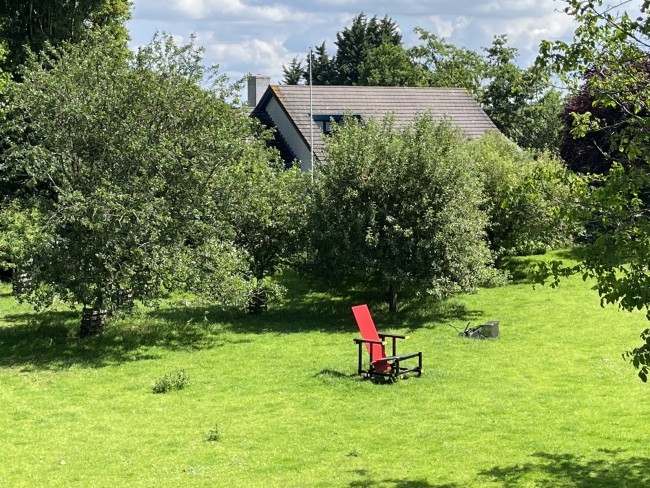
126 0 580 84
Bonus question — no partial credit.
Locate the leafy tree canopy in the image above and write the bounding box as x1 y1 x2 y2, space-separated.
0 0 131 77
221 157 312 313
536 0 650 381
310 42 337 85
558 57 650 174
311 114 501 312
468 133 574 259
0 31 276 332
358 42 429 86
480 35 564 153
334 12 402 85
292 13 403 86
282 56 304 85
410 28 487 96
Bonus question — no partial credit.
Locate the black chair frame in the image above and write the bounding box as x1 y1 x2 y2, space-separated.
353 332 423 379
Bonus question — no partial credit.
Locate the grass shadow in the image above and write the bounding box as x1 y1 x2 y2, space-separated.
499 256 540 284
315 369 355 380
150 274 484 336
497 248 589 285
554 247 586 261
349 469 459 487
0 308 236 371
479 451 650 487
0 273 486 371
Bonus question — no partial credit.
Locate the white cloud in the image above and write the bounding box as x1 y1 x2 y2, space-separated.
477 10 575 54
430 16 453 38
129 0 585 80
428 15 472 39
159 0 310 23
475 0 549 16
455 16 470 31
315 0 358 5
206 37 295 81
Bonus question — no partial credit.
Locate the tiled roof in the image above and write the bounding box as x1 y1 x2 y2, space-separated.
261 85 499 162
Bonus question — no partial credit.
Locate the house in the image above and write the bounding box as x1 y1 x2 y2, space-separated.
247 75 499 171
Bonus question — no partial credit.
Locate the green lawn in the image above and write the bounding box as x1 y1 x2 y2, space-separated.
0 255 648 487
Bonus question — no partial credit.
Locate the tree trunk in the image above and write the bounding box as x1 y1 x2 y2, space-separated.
387 283 398 313
79 295 107 337
248 287 268 315
79 308 107 337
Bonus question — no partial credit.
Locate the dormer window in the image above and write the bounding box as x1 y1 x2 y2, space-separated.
313 114 343 134
313 114 360 134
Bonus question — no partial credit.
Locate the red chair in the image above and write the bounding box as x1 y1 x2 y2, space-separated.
352 304 422 379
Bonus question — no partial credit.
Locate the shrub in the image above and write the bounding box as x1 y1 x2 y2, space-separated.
205 424 222 442
312 114 499 311
152 369 190 394
467 132 574 258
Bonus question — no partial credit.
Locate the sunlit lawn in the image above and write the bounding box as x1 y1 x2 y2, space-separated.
0 253 648 487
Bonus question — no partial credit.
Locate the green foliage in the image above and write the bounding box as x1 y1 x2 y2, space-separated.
205 424 222 442
333 13 402 85
535 0 650 380
1 31 270 316
309 42 336 85
481 35 564 152
358 43 428 87
301 13 403 86
152 369 189 394
0 44 20 208
311 114 499 311
624 328 650 382
281 56 304 85
221 160 312 312
537 1 650 162
0 0 131 77
0 202 45 272
410 28 487 96
509 88 565 152
407 32 565 152
468 133 574 257
0 43 9 93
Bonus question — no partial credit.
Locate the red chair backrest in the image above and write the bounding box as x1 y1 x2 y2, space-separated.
352 304 386 362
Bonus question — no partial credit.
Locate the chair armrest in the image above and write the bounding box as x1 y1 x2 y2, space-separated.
373 351 421 363
378 332 409 340
353 338 384 345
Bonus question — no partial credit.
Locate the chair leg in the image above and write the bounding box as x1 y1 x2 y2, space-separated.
357 342 364 376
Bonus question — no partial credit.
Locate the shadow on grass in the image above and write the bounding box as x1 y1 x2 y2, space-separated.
315 369 356 380
479 451 650 487
554 247 586 261
498 247 589 285
0 274 484 371
349 469 458 487
499 256 539 285
0 309 237 371
151 277 484 336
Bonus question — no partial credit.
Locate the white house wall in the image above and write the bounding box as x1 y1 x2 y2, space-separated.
266 97 312 171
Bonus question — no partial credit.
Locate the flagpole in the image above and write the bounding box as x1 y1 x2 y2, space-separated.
309 47 314 181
